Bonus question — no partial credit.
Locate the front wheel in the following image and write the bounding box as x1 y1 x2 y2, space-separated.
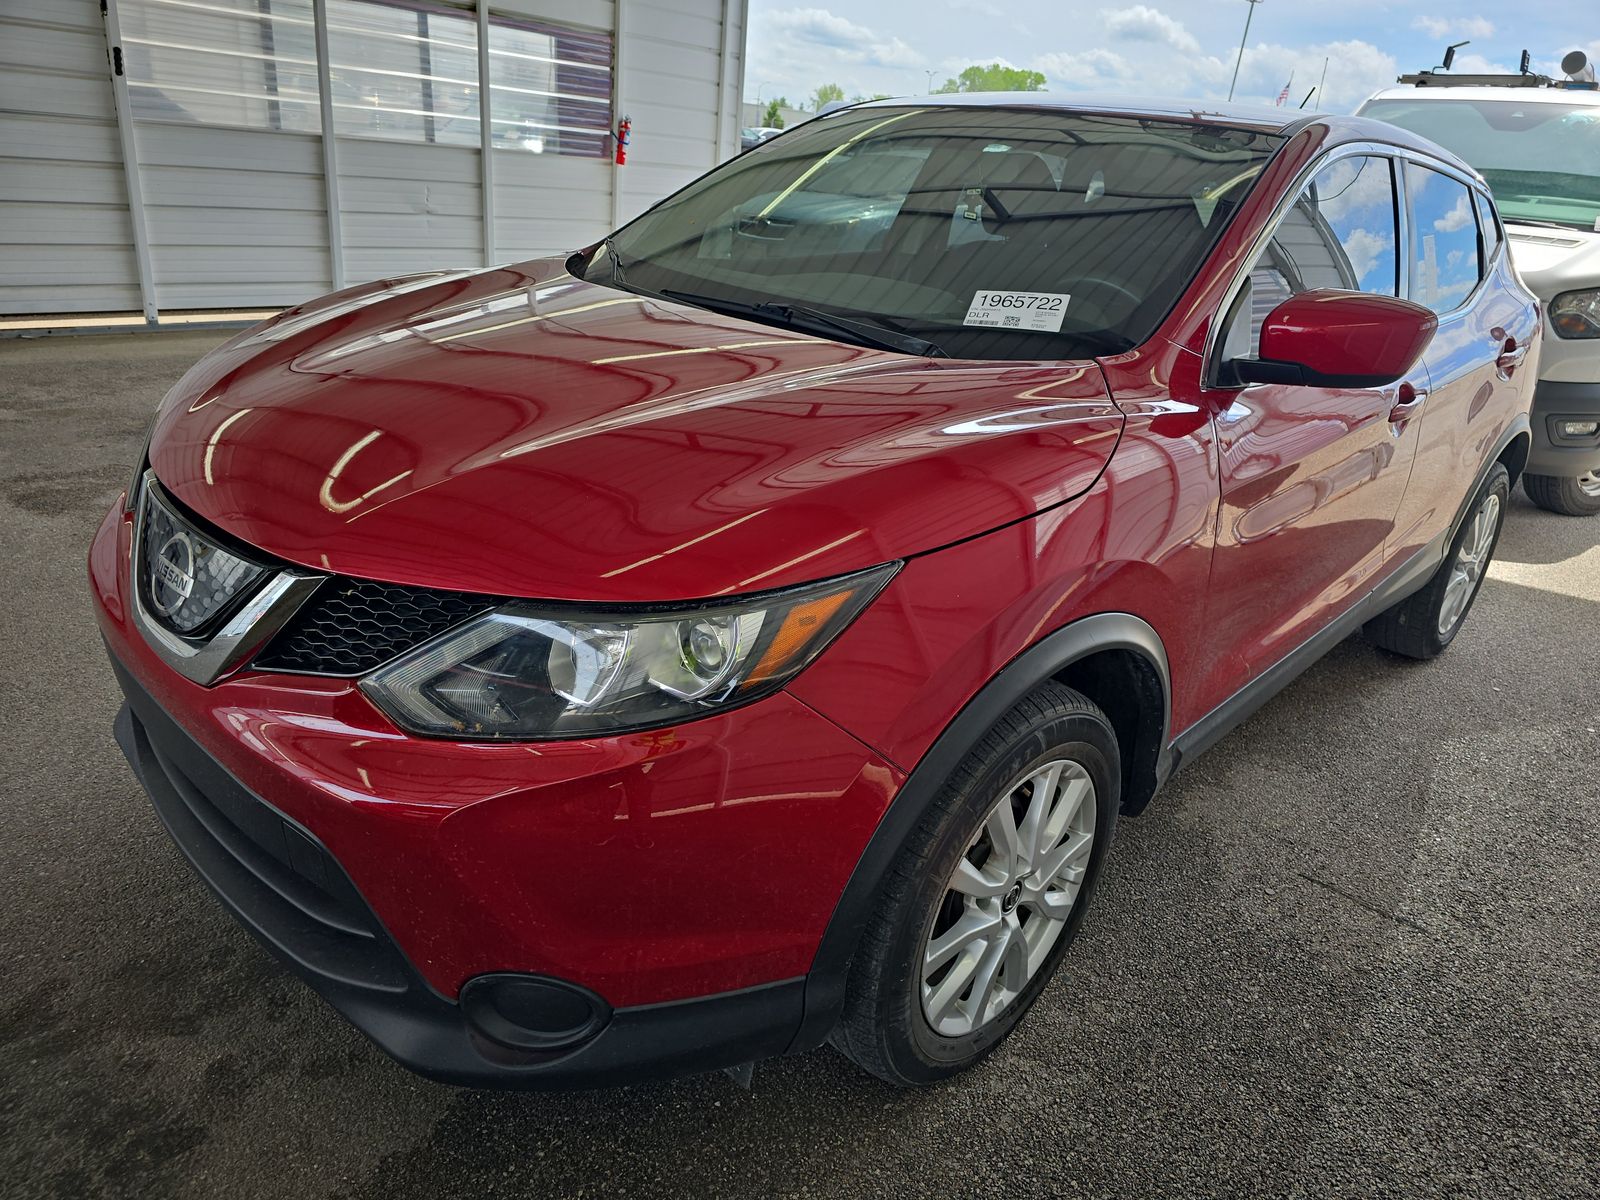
1523 470 1600 517
830 683 1119 1086
1365 463 1509 660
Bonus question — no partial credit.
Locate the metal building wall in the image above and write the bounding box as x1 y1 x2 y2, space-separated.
0 0 748 322
0 2 144 315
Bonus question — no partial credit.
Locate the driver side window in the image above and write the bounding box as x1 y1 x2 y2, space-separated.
1220 154 1401 366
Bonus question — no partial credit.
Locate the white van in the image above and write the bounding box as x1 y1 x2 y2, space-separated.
1361 57 1600 514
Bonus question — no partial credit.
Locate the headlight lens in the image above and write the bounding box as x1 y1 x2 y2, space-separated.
361 564 899 739
1550 289 1600 339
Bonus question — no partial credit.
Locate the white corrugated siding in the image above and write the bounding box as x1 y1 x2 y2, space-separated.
0 2 143 314
0 0 744 316
494 151 612 259
338 138 484 281
489 0 615 259
138 124 332 308
614 0 743 225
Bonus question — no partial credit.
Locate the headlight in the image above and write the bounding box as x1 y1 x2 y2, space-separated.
1550 289 1600 339
360 563 899 740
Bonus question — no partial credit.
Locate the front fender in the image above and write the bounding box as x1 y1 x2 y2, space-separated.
788 609 1170 1056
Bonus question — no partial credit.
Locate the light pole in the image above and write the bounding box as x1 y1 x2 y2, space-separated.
925 69 937 94
1227 0 1263 101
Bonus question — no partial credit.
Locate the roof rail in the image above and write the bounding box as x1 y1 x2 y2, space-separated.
1397 48 1600 91
1397 71 1553 88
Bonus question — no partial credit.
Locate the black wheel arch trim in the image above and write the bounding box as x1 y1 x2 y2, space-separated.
790 611 1170 1055
1467 414 1531 527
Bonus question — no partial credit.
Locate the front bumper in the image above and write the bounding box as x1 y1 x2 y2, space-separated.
1528 378 1600 477
90 500 903 1086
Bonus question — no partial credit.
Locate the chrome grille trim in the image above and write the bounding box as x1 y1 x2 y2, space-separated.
129 470 325 685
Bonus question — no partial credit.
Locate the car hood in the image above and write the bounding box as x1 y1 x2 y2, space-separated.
148 258 1122 603
1506 223 1600 298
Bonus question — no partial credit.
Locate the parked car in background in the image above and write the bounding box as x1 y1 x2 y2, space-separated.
91 96 1538 1091
1361 57 1600 514
740 125 783 151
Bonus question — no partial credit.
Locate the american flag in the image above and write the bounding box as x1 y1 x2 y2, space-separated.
1275 79 1293 106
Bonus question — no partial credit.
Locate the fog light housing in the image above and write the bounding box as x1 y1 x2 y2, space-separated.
1557 419 1600 438
459 974 610 1052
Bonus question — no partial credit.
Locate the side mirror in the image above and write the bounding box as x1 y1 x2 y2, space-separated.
1233 290 1438 389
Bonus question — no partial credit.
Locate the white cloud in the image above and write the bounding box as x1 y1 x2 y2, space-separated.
768 7 875 49
743 0 1586 119
1447 52 1516 75
1035 48 1134 89
749 6 929 105
1435 193 1473 233
944 0 1003 17
765 8 925 68
1103 5 1200 57
1220 39 1401 110
1340 228 1390 286
1411 16 1496 41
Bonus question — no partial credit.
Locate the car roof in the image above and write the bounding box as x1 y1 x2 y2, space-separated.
854 91 1307 133
1365 84 1600 107
843 92 1481 176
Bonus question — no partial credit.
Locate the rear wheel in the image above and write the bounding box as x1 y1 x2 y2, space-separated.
1365 463 1509 660
830 683 1118 1086
1523 470 1600 517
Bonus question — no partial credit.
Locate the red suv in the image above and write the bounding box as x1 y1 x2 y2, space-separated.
91 97 1538 1089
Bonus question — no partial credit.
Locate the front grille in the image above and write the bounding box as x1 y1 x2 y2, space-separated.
139 479 269 636
252 577 499 676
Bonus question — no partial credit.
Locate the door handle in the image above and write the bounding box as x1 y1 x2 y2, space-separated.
1495 338 1528 373
1389 380 1428 422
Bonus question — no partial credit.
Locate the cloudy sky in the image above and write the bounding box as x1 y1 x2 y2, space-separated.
745 2 1599 113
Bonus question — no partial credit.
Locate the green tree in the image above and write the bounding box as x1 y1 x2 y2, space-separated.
762 97 787 127
810 82 846 111
851 93 893 102
934 63 1046 94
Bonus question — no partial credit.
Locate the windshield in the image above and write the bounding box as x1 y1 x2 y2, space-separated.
1361 97 1600 230
587 106 1286 360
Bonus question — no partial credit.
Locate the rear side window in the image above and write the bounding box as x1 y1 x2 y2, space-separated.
1474 189 1503 263
1405 165 1482 313
1220 154 1399 361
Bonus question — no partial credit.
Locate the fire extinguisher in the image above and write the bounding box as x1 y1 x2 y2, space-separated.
614 115 631 166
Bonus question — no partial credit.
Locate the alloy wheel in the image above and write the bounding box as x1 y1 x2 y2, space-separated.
919 758 1097 1038
1438 491 1501 636
1578 470 1600 499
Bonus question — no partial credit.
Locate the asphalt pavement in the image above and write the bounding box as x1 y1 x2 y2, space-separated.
2 330 1596 1199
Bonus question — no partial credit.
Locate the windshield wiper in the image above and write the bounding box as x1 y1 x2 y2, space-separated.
594 235 626 285
660 288 948 358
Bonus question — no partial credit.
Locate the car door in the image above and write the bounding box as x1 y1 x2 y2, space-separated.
1387 160 1540 566
1202 152 1424 678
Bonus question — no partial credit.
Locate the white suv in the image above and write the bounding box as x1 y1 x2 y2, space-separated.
1361 72 1600 514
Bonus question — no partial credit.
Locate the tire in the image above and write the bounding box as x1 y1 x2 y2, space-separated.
1365 462 1510 660
1523 470 1600 517
830 682 1119 1087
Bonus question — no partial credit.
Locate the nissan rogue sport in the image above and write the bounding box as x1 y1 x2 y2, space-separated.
91 96 1539 1089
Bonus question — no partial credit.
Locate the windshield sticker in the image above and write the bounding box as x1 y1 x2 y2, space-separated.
964 291 1070 333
